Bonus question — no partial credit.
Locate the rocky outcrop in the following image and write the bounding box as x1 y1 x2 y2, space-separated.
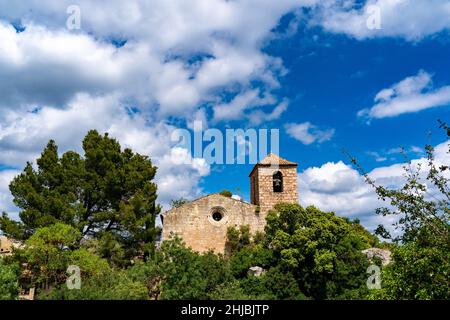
248 266 266 277
0 236 23 256
362 248 392 266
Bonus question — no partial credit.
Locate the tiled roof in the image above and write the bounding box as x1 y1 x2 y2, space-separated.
248 153 297 177
257 153 297 166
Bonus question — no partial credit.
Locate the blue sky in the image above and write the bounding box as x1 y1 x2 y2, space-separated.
209 25 450 200
0 0 449 232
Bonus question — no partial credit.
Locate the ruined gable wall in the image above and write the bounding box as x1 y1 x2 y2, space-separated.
162 194 263 253
256 166 298 216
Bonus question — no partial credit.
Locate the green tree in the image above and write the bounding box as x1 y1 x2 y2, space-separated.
0 130 160 260
239 266 308 300
170 198 189 208
0 259 19 300
40 268 148 300
208 280 255 300
130 238 231 300
17 223 133 298
264 203 372 299
225 225 251 255
229 246 274 278
353 122 450 299
21 223 81 288
219 190 233 198
369 242 449 299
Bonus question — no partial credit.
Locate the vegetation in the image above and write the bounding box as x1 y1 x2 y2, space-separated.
0 259 19 300
219 190 233 198
170 198 189 209
0 130 160 263
0 125 448 300
351 121 450 300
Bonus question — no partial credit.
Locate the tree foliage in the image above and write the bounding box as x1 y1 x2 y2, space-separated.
219 190 233 198
0 130 160 261
170 198 189 209
129 237 231 300
1 125 448 300
0 259 19 300
351 122 450 300
263 203 372 299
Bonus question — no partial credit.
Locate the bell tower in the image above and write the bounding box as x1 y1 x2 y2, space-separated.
249 153 298 215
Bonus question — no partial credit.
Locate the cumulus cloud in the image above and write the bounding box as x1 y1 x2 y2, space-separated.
0 20 286 119
212 89 287 123
247 99 289 125
366 146 425 162
358 70 450 119
299 140 450 231
285 122 335 145
0 170 19 215
313 0 450 41
0 0 319 217
1 0 449 225
0 22 135 110
0 94 210 213
0 0 313 119
366 151 388 162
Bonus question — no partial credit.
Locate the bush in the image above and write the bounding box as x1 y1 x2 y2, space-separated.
0 259 19 300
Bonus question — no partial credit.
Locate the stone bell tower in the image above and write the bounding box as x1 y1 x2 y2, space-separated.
249 153 298 215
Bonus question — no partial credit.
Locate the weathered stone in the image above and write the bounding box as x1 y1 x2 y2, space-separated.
1 236 24 257
162 194 261 253
248 266 265 277
161 153 299 254
0 236 13 256
249 153 298 217
362 248 392 266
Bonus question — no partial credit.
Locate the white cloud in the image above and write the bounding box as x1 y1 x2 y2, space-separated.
314 0 450 41
156 148 210 205
247 99 289 125
358 70 450 119
0 0 314 119
299 140 450 231
285 122 335 145
1 0 449 226
0 94 210 213
0 170 19 214
4 0 449 44
366 145 425 162
212 89 286 123
0 1 320 217
366 151 387 162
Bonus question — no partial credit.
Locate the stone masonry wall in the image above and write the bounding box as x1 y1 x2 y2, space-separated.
252 166 298 218
162 161 298 254
162 194 263 253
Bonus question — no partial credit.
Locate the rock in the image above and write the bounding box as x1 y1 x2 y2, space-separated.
362 248 392 266
248 266 265 277
1 236 23 256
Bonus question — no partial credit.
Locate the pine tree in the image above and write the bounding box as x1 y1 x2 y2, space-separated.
0 130 160 261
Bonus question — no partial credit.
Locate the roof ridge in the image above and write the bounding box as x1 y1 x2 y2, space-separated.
162 193 253 215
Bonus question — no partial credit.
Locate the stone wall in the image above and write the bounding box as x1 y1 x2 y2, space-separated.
162 156 299 254
250 166 298 217
0 236 13 256
162 194 262 253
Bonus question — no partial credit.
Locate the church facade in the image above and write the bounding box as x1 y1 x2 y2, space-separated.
161 153 298 253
